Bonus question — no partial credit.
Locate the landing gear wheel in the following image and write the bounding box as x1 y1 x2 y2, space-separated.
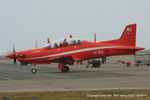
31 68 37 74
92 62 101 68
61 66 69 72
65 66 69 72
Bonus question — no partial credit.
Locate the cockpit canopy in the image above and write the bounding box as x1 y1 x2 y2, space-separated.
43 38 84 49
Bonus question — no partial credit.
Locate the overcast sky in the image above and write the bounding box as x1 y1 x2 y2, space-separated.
0 0 150 55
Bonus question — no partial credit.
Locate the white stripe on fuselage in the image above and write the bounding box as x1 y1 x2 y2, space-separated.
25 46 121 60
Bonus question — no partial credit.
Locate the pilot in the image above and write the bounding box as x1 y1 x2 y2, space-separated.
77 40 81 44
73 40 76 45
54 43 58 47
59 43 63 47
64 42 68 46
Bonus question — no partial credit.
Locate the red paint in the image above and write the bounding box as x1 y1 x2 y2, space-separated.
70 35 72 38
6 24 144 71
47 38 50 44
94 33 96 42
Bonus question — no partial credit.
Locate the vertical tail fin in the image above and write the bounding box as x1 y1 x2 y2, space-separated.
100 24 136 46
119 24 136 46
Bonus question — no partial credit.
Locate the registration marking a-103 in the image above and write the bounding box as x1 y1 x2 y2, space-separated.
94 50 104 55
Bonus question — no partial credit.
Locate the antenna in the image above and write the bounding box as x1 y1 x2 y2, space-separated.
94 33 96 42
35 40 38 48
47 38 50 44
70 35 72 38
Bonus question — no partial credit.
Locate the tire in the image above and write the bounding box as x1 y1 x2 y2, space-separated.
64 66 69 72
31 68 37 74
147 64 150 66
92 62 101 68
61 66 69 72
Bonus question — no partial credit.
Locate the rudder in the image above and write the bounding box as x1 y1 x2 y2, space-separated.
119 24 136 46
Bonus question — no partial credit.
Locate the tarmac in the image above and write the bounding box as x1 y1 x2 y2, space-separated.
0 56 150 92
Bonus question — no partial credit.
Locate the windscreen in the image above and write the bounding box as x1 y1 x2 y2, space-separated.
43 38 83 49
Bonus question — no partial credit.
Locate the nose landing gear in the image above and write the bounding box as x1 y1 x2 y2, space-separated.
31 65 37 74
31 68 37 74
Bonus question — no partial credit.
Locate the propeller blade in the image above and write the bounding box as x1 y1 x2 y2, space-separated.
14 58 17 64
13 45 15 53
13 45 17 64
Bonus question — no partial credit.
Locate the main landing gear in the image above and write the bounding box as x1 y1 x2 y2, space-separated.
58 63 70 72
87 59 101 68
30 63 70 74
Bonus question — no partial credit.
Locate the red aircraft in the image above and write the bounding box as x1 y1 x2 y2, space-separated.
6 24 144 73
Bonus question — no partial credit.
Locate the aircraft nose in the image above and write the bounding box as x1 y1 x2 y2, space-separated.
6 53 14 58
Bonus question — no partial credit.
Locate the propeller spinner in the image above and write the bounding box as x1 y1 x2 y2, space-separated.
6 46 17 64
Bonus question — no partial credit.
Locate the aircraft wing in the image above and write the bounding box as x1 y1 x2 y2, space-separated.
49 56 73 62
49 56 82 63
72 56 82 61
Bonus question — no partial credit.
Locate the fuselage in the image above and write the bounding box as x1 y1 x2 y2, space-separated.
5 24 145 73
6 24 145 66
6 40 144 65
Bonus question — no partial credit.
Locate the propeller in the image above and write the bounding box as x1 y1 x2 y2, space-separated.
13 45 17 64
